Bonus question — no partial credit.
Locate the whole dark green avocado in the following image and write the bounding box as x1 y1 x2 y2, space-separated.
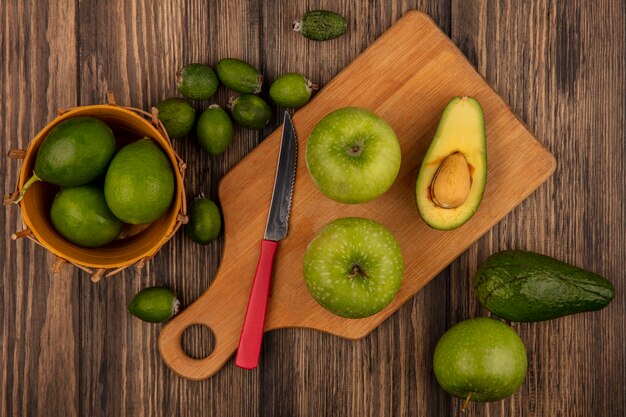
474 250 615 322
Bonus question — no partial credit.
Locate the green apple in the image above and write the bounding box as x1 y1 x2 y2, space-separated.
433 317 527 404
303 217 404 318
306 107 401 204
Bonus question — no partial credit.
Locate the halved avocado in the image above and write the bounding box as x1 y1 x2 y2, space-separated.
415 97 486 230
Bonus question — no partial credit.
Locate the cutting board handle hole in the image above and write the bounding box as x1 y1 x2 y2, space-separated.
181 324 215 360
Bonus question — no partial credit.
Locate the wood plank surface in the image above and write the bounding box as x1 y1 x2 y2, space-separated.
158 11 556 381
1 0 623 416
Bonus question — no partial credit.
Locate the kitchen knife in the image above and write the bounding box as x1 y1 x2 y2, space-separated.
235 111 297 370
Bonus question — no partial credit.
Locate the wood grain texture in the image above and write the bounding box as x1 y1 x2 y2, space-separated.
159 11 556 380
1 0 624 416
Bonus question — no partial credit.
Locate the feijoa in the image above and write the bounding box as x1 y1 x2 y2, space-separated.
177 63 219 100
50 185 123 248
128 287 180 323
15 116 116 203
216 58 263 94
228 95 272 129
185 197 222 244
156 97 196 139
269 73 318 108
104 138 175 225
293 10 347 41
196 105 233 156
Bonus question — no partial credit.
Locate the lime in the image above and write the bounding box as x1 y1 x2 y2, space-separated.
104 138 175 225
196 105 233 156
15 116 116 203
128 287 180 323
156 97 196 139
50 185 123 247
177 63 219 100
185 197 222 244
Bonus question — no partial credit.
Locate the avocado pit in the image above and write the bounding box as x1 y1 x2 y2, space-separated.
431 152 471 209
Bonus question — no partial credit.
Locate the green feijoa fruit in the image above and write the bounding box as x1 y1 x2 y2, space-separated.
216 58 263 94
104 138 175 225
269 73 318 108
474 250 616 322
50 185 123 248
228 95 272 129
185 197 222 244
15 117 116 203
196 105 233 156
177 63 219 100
293 10 347 41
155 97 195 139
433 317 527 404
128 287 180 323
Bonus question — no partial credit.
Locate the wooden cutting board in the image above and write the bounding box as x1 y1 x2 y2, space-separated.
159 10 556 380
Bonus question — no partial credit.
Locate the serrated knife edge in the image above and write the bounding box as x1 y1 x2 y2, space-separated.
264 111 297 241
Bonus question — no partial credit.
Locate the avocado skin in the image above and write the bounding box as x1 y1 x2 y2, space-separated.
475 250 615 322
298 10 347 41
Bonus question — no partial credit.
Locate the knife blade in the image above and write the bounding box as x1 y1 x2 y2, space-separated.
235 111 297 370
264 112 297 241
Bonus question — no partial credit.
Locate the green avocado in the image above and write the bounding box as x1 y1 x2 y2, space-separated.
228 95 272 129
196 105 233 156
177 63 219 100
50 185 123 248
104 138 175 225
269 73 317 108
415 97 487 230
155 97 196 139
475 250 615 322
293 10 347 41
128 287 180 323
185 197 222 244
216 58 263 94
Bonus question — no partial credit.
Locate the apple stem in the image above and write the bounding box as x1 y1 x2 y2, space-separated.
349 264 367 279
461 393 472 411
346 141 364 157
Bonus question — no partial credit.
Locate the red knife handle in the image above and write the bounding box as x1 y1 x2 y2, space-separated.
235 239 279 370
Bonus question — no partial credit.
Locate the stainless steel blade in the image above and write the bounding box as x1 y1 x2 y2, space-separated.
264 112 297 241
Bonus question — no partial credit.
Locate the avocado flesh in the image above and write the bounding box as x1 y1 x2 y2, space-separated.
415 97 486 230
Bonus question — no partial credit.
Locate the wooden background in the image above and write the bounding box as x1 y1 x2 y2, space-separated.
1 0 623 416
